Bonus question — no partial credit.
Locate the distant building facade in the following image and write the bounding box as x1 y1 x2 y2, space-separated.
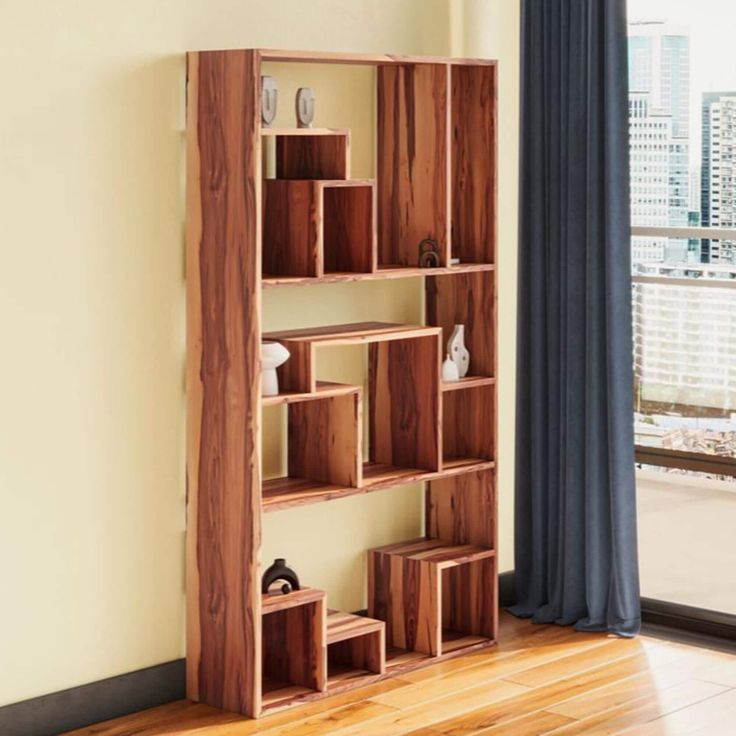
628 22 690 263
633 262 736 413
701 92 736 263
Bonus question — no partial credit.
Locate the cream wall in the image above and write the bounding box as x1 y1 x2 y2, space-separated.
458 0 521 576
0 0 518 706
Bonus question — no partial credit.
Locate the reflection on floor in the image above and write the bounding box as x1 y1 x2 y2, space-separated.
637 468 736 614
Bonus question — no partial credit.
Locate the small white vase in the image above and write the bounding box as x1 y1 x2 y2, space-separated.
442 353 459 382
261 341 290 396
447 324 470 378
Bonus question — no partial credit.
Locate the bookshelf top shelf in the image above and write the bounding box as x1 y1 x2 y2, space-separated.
257 48 498 67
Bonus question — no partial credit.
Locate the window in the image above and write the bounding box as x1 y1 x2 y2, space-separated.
628 0 736 618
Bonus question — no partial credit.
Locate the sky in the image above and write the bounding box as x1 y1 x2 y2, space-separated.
628 0 736 170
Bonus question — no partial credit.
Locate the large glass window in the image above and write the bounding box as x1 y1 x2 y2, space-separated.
628 0 736 616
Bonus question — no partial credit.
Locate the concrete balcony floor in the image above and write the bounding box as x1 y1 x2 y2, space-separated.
637 468 736 615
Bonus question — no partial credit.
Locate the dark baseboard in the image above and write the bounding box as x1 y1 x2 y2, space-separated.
641 597 736 649
498 569 517 608
0 659 184 736
6 577 733 736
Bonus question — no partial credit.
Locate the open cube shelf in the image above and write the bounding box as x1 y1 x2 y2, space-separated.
263 179 376 278
265 321 442 473
261 587 327 712
326 610 385 690
265 385 362 488
443 382 495 464
265 128 351 179
186 48 498 719
368 538 496 657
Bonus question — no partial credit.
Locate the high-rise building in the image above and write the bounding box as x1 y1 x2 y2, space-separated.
701 92 736 263
628 22 690 263
629 92 670 262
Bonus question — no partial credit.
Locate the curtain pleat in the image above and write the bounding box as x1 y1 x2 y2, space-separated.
510 0 640 637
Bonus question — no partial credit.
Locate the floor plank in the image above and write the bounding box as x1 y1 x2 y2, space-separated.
62 612 736 736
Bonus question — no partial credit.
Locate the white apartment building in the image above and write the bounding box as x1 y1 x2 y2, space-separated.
633 263 736 412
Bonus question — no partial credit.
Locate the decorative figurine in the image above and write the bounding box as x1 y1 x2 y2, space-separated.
418 238 440 268
261 341 290 396
261 75 278 127
447 324 470 377
442 353 460 382
295 87 315 128
262 558 301 595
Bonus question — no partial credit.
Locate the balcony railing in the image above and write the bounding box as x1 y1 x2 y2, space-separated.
631 225 736 476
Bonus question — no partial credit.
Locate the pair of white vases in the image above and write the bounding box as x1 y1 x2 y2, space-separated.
442 324 470 381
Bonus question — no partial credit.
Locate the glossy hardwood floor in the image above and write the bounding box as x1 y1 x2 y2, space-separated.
65 612 736 736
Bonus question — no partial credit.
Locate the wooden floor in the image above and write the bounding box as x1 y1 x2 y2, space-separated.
65 612 736 736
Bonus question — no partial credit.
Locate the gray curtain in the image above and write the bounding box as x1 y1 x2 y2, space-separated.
510 0 641 637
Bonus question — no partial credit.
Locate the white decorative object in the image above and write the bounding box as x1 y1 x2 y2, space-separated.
261 341 290 396
261 75 278 126
447 324 470 378
295 87 315 128
442 353 460 382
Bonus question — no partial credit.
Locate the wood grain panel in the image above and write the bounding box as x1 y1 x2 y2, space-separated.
442 383 495 462
426 270 495 377
262 586 325 615
288 391 361 487
276 133 350 179
369 335 441 471
274 341 314 394
426 469 496 549
368 549 441 656
185 49 262 718
263 262 494 288
451 64 497 264
261 458 495 511
323 183 376 273
377 64 450 266
259 49 498 65
262 180 321 277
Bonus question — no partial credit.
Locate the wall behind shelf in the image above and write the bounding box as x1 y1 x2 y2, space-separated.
0 0 519 708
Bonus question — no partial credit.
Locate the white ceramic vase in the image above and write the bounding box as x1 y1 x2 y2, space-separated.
442 353 460 382
261 341 290 396
447 324 470 378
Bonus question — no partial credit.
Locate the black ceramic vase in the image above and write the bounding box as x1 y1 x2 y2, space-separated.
261 558 300 595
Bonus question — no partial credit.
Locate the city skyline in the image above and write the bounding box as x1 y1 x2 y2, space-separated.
629 0 736 171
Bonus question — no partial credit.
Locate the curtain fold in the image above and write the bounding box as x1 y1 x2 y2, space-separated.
510 0 640 637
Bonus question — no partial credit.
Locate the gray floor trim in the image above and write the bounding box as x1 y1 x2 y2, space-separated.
0 659 184 736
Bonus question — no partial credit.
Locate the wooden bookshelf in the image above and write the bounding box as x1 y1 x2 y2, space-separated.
186 48 498 718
